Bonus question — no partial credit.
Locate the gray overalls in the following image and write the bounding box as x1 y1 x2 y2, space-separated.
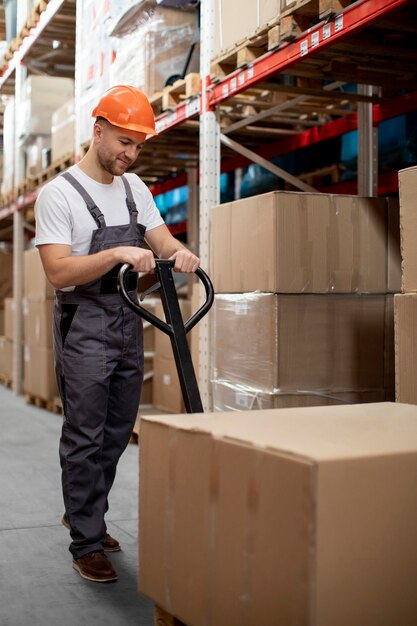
54 172 145 558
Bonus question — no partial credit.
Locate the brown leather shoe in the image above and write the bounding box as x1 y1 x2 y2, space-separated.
61 514 121 552
72 551 118 583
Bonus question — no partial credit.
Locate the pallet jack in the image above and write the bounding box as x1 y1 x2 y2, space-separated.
117 259 214 413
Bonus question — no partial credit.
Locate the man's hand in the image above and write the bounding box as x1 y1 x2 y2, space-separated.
169 249 200 273
115 246 156 273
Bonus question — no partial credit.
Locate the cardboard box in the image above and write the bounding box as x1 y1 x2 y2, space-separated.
152 355 184 414
51 99 75 162
210 191 390 294
387 197 401 293
0 336 13 380
212 293 391 393
212 379 389 411
22 298 54 348
139 402 417 626
17 75 74 140
394 293 417 404
23 249 54 300
23 345 58 400
4 297 15 341
399 165 417 292
213 0 281 57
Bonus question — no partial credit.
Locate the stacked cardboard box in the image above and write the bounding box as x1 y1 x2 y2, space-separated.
394 165 417 404
210 191 400 411
22 248 57 401
139 402 417 626
0 251 14 380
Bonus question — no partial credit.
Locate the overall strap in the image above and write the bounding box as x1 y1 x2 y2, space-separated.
61 171 106 228
121 176 138 225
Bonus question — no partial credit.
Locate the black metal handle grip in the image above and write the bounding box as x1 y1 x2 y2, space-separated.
117 259 214 335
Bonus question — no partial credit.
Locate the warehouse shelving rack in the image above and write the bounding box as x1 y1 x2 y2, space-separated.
0 0 416 403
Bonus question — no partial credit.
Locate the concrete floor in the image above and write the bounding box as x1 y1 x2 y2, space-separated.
0 384 154 626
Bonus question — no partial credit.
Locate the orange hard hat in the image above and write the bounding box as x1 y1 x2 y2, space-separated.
92 85 157 136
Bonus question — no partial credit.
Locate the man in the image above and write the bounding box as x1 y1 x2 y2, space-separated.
35 85 199 583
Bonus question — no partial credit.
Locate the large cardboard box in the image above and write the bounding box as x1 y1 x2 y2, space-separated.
213 0 281 57
23 345 58 400
4 297 15 341
398 165 417 292
153 355 184 414
0 336 13 380
23 249 54 300
22 298 54 348
212 293 391 393
139 402 417 626
210 191 391 294
17 75 74 140
212 379 389 411
387 197 401 293
394 293 417 404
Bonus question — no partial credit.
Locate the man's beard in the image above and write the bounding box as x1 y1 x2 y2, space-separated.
98 151 130 176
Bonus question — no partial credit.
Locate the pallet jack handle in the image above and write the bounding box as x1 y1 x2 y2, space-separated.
117 259 214 413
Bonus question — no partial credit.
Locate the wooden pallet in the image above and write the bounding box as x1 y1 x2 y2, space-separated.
0 374 12 389
0 190 17 208
51 395 64 416
26 152 75 189
299 162 343 186
211 0 356 79
24 393 54 412
154 606 186 626
151 72 201 117
0 1 48 72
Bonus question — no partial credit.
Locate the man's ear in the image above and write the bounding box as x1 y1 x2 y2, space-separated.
93 121 103 141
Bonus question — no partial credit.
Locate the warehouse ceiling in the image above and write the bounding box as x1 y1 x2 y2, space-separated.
0 0 417 232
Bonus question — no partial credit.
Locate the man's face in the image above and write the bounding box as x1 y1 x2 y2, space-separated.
95 120 147 176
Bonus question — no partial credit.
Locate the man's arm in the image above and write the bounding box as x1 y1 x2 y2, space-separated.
145 224 199 272
38 243 156 290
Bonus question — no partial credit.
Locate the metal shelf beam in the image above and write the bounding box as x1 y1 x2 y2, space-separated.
0 0 67 90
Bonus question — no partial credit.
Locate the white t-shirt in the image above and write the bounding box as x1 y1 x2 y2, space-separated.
35 165 164 255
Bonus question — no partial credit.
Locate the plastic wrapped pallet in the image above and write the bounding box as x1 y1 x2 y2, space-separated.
211 292 394 398
109 0 198 99
212 380 388 412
